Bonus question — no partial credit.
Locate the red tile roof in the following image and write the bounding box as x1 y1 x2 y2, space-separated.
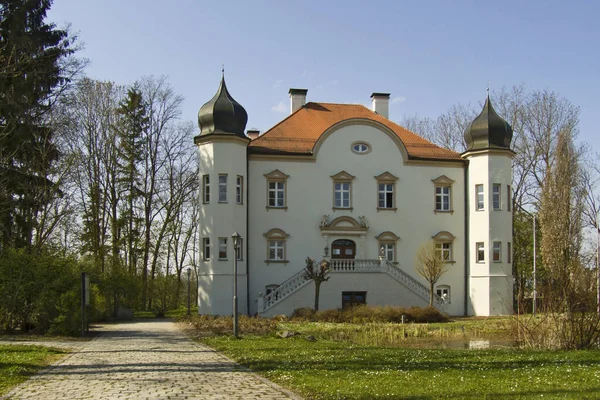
248 102 463 161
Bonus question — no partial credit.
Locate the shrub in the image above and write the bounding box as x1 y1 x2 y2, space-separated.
182 314 278 336
291 305 448 324
290 307 316 320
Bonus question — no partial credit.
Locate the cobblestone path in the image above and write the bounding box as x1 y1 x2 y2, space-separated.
4 320 300 400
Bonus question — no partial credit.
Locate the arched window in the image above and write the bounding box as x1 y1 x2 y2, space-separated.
264 228 289 263
432 231 456 263
376 231 400 262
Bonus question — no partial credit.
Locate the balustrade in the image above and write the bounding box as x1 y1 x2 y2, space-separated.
261 258 444 312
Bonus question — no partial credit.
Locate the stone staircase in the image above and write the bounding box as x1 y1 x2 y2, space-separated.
260 259 445 313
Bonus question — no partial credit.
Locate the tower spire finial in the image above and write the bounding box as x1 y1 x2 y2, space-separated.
221 64 224 77
486 82 490 100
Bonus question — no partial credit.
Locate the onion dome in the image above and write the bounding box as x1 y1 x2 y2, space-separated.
463 96 513 151
198 75 248 138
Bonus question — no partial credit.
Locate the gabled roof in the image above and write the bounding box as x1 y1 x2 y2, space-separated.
248 102 463 161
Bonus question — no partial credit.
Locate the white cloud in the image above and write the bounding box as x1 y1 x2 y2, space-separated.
271 100 287 113
391 96 407 104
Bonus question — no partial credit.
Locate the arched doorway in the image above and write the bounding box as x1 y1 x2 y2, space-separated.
331 239 356 259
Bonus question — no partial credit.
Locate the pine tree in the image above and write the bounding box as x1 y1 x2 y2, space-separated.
0 0 76 249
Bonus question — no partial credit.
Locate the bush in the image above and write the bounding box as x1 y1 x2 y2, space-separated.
291 305 448 324
182 314 279 336
290 307 316 320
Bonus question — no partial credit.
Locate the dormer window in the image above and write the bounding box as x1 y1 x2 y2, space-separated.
351 142 371 154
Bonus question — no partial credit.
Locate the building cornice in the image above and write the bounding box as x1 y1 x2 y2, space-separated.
461 147 516 159
194 134 250 146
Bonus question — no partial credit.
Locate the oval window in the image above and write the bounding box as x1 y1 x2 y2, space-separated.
352 142 370 154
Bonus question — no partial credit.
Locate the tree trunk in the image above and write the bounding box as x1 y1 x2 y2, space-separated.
314 281 321 311
429 282 434 306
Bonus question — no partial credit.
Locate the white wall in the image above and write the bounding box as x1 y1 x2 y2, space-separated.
197 139 248 315
248 123 467 315
466 151 513 316
261 272 430 317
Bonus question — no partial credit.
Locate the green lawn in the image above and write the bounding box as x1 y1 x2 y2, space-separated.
203 335 600 399
0 345 67 396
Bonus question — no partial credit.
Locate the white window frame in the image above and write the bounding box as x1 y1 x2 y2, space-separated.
378 183 394 209
264 170 289 210
263 228 289 263
375 172 398 211
218 174 227 203
492 184 501 210
268 240 285 261
376 231 400 263
436 242 452 261
202 237 210 260
236 175 243 205
476 184 484 210
476 242 485 263
382 243 395 262
436 285 451 304
218 237 227 260
335 182 351 208
493 241 502 262
268 181 285 208
435 186 451 211
432 231 456 263
202 175 210 204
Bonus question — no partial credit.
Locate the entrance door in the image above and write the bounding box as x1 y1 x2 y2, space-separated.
331 239 356 259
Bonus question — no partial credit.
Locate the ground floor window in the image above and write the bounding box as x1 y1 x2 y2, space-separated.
436 285 451 303
342 291 366 309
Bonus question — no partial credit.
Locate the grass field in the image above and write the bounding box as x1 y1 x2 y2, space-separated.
0 345 67 396
204 334 600 399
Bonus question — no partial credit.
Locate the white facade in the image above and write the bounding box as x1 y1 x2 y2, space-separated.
196 135 249 315
195 87 514 317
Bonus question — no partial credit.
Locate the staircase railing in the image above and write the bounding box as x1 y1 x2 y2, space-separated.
261 258 445 312
262 269 309 310
379 259 445 309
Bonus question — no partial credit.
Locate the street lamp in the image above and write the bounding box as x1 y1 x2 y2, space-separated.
231 232 241 338
187 267 192 316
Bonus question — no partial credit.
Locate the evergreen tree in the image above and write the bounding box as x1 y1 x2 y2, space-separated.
114 86 148 274
0 0 76 249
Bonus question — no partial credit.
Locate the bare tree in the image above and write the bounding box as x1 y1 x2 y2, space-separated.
415 240 448 306
137 76 183 309
304 257 330 311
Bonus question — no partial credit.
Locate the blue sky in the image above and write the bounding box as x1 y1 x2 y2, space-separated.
48 0 600 148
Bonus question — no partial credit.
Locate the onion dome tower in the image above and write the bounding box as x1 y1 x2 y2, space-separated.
197 75 248 137
194 73 249 316
462 94 514 317
464 96 513 151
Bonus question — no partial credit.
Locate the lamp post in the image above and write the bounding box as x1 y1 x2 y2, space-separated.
231 232 241 338
187 267 191 316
